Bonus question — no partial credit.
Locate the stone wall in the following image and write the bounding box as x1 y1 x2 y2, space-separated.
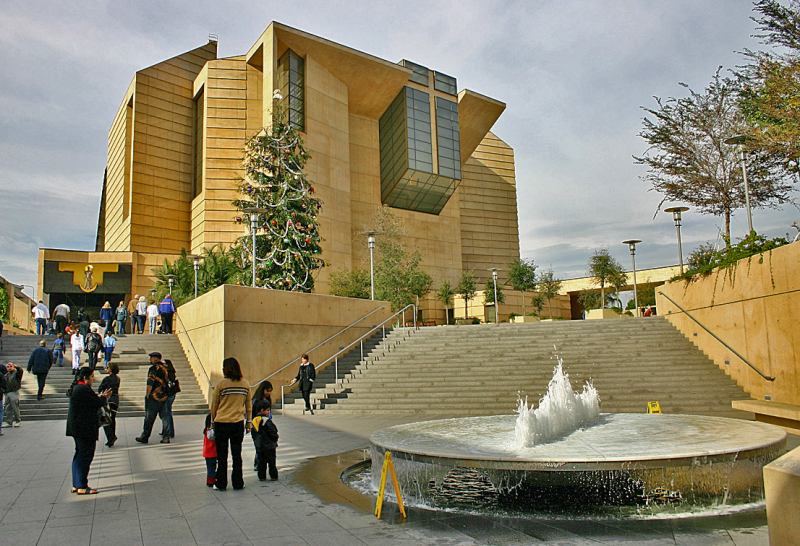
175 285 392 401
656 242 800 405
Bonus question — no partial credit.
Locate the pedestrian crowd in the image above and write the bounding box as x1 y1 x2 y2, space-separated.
3 298 320 497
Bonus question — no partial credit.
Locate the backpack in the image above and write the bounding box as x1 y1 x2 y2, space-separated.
85 333 101 354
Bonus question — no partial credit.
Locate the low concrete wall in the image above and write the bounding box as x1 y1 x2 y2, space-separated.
453 289 570 322
764 445 800 545
656 242 800 405
175 285 392 401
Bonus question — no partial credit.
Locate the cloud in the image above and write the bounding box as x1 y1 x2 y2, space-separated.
1 0 797 295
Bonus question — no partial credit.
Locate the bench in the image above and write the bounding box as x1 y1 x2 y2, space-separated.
731 399 800 433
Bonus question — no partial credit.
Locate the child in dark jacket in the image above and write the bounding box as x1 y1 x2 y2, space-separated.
252 400 279 481
202 414 217 487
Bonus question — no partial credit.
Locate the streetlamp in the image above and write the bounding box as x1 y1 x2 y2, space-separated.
243 207 268 288
622 240 641 317
192 255 200 299
166 275 175 295
664 206 689 274
724 135 754 235
489 268 499 323
367 232 376 300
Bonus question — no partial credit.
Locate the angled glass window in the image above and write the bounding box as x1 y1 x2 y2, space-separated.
277 49 305 131
434 71 457 95
400 59 430 86
435 97 461 179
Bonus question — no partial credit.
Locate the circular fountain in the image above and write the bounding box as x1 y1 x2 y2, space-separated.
364 360 787 516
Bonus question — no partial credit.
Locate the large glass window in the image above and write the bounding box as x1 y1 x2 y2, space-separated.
277 49 305 131
406 88 433 173
435 97 461 179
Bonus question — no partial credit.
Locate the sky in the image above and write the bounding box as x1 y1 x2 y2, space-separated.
1 0 798 298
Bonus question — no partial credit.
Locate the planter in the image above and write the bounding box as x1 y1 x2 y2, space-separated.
585 308 622 320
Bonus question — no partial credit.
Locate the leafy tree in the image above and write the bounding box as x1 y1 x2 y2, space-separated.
578 290 601 313
408 268 433 316
626 286 656 310
536 269 563 319
436 281 455 324
588 249 626 309
231 109 323 291
374 241 430 311
0 288 9 322
483 278 506 304
738 0 800 174
635 69 791 241
456 270 477 318
329 269 370 299
507 258 537 315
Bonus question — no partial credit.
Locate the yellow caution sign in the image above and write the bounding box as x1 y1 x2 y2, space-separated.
647 401 662 414
374 450 407 519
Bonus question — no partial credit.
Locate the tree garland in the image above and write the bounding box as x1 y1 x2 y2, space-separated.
231 110 324 291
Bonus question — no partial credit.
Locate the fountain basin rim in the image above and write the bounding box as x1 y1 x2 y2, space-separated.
370 413 787 472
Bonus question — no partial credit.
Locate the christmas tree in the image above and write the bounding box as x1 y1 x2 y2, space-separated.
232 105 323 291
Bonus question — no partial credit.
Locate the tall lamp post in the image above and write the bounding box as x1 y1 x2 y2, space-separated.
192 255 200 299
367 232 376 300
622 240 642 317
724 135 754 235
243 207 268 288
490 268 499 323
664 206 689 274
166 274 175 296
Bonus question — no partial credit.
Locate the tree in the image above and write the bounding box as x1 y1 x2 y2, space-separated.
483 278 505 322
329 269 370 299
536 269 563 319
0 288 9 323
635 69 791 242
374 241 430 311
739 1 800 174
588 249 626 309
231 111 323 291
578 290 601 313
408 268 433 317
507 258 537 316
436 281 455 324
456 270 477 318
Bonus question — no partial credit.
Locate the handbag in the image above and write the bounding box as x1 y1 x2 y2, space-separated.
97 404 113 427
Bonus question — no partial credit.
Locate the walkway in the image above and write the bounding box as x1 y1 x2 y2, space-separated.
0 414 781 545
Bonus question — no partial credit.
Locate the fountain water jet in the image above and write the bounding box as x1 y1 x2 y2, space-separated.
513 357 599 448
365 357 787 517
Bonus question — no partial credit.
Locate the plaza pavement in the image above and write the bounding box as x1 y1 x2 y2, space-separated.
0 412 785 545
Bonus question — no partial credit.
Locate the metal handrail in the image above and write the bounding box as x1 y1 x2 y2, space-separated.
251 305 389 392
657 291 775 382
280 303 418 413
174 312 214 396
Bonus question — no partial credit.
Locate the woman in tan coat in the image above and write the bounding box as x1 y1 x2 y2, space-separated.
210 357 251 491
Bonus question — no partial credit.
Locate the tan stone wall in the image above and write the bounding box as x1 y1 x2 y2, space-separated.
174 285 392 402
656 242 800 405
459 132 520 284
191 56 250 253
764 445 800 546
103 81 135 251
128 43 217 253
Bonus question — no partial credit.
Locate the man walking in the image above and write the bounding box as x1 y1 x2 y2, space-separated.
146 300 159 334
53 302 70 334
3 362 23 427
135 352 171 444
32 300 50 336
158 295 176 334
128 295 140 334
70 329 84 375
84 326 103 372
27 340 52 400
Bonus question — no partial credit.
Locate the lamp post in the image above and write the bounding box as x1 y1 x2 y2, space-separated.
243 207 268 288
622 240 642 317
664 206 689 274
490 268 499 323
192 255 200 299
367 232 376 300
167 275 175 295
724 135 754 235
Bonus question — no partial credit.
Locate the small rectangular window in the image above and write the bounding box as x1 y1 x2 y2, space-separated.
434 71 457 95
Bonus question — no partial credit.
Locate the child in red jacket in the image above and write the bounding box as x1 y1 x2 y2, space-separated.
202 414 217 487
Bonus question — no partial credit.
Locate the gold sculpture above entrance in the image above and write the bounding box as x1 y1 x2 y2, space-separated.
58 262 120 293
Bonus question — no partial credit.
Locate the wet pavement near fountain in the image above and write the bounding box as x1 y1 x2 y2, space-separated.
0 413 795 545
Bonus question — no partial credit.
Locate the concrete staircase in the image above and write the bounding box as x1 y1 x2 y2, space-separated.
0 334 208 421
288 318 751 418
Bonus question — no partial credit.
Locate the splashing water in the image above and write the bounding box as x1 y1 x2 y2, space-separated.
514 356 600 448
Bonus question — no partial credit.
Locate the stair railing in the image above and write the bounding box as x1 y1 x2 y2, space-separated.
657 291 775 382
278 303 418 414
174 312 215 399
